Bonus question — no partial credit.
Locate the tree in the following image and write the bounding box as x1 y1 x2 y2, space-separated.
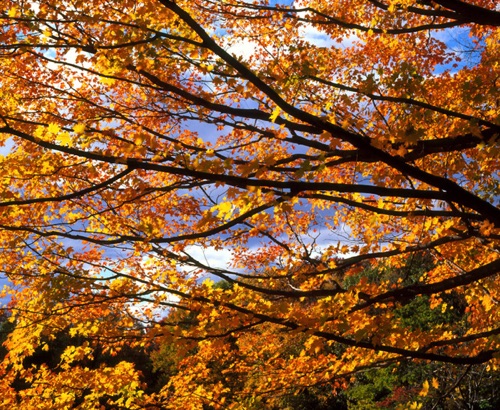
0 0 499 407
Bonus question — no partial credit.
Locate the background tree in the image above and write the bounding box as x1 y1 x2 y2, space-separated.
0 0 499 408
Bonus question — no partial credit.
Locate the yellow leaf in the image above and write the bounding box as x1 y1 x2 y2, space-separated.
419 380 429 397
100 76 116 85
73 123 86 134
34 125 46 138
47 123 61 135
432 377 439 389
212 201 233 220
269 106 281 122
151 154 164 162
482 294 493 312
134 135 145 145
56 132 73 147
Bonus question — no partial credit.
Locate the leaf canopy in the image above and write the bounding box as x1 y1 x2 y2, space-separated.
0 0 499 408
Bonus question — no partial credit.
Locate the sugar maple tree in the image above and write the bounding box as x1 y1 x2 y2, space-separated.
0 0 499 408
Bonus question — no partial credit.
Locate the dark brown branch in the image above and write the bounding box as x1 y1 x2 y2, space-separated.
0 168 133 207
351 258 500 312
308 75 500 131
430 0 500 26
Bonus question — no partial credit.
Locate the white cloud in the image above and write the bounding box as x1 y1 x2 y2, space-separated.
225 38 261 61
182 245 234 272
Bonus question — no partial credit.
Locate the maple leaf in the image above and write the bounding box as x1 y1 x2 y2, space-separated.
419 380 429 397
7 7 17 18
47 123 61 135
431 377 439 389
73 123 86 134
269 106 281 122
56 132 73 146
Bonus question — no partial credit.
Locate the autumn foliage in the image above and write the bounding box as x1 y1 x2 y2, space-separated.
0 0 499 408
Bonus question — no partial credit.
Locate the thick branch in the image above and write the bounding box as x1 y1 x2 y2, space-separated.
430 0 500 26
351 258 500 311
